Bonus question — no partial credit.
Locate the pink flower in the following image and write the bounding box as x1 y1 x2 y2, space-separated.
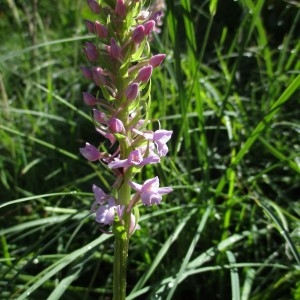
128 176 172 206
92 184 110 207
134 129 173 156
152 130 173 156
91 186 124 226
95 198 119 225
108 148 160 169
96 127 116 145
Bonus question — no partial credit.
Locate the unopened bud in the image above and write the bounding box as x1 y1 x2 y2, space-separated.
81 66 93 80
149 54 166 67
143 20 155 35
108 117 124 133
83 92 97 106
87 0 101 14
95 21 108 38
85 20 95 33
84 42 98 62
80 143 101 161
137 65 153 82
115 0 126 18
92 67 107 86
93 109 107 123
110 38 122 59
126 83 139 100
132 25 145 44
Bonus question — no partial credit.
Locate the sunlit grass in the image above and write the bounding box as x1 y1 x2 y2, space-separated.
1 0 299 299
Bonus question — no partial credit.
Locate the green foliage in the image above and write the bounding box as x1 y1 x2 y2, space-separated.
0 0 299 299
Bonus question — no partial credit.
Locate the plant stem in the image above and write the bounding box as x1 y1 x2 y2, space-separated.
113 223 129 300
113 177 131 300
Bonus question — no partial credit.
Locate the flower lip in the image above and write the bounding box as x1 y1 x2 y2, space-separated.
128 176 173 206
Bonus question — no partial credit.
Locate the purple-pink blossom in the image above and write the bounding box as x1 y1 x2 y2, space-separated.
129 176 173 206
108 148 160 169
92 184 111 207
95 198 121 225
134 129 173 156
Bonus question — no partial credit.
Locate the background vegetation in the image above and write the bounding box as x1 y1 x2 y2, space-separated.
0 0 299 299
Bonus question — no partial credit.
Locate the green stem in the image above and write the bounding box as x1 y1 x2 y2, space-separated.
113 175 132 300
113 217 129 300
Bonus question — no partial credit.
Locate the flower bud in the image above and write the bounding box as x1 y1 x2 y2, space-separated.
83 92 97 106
115 0 126 18
84 42 98 62
87 0 101 14
125 83 139 100
132 25 145 44
110 38 122 59
92 67 107 86
93 109 107 123
137 65 153 82
108 117 124 133
143 20 155 35
85 20 95 33
95 21 108 38
149 54 166 67
80 143 101 161
81 66 93 80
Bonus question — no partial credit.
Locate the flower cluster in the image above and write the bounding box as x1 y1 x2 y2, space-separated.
80 0 172 234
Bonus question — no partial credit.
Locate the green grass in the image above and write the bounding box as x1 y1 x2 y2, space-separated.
0 0 299 299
